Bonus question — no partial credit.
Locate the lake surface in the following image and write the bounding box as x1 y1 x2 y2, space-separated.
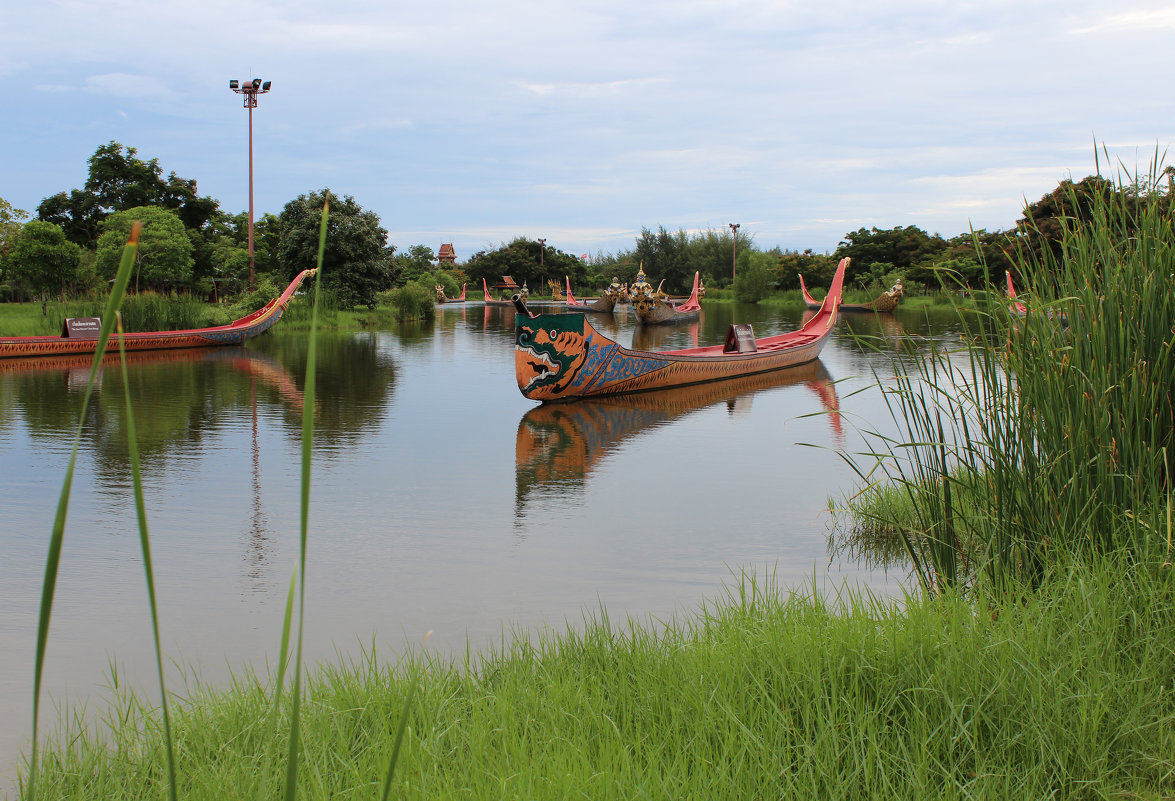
0 300 965 781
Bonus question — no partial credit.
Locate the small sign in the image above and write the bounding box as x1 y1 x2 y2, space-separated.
63 317 102 339
724 323 757 354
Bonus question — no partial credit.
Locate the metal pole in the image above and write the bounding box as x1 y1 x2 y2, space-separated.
230 78 270 291
247 102 255 289
729 223 740 281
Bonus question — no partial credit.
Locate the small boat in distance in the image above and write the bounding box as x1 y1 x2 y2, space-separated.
630 268 703 325
801 273 902 313
436 283 467 303
564 276 622 314
512 258 848 401
0 268 317 360
482 277 519 307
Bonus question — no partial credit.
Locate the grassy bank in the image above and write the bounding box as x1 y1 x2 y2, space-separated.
21 562 1175 800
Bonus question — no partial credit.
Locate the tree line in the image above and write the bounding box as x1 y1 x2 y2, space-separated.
3 140 1163 311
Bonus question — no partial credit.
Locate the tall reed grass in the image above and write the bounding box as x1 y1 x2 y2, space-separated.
840 153 1174 592
45 292 211 334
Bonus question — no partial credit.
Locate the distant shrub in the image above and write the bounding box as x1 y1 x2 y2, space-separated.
385 280 436 322
733 255 773 303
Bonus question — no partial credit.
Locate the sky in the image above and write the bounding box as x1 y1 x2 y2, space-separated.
2 0 1173 260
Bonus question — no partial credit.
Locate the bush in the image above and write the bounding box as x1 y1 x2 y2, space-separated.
383 280 435 322
733 254 773 302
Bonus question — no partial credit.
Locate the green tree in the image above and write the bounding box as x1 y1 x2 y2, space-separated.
633 226 689 292
465 238 583 293
37 141 224 248
733 251 774 302
391 244 436 285
7 221 82 310
0 197 30 295
277 189 393 310
632 226 751 292
94 206 194 293
1012 175 1118 267
1 196 29 258
774 248 837 290
834 225 947 286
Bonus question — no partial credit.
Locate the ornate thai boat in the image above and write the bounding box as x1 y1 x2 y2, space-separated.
800 272 902 312
0 268 317 360
435 283 467 303
482 277 522 307
564 276 623 314
548 279 565 301
513 258 848 402
629 267 703 325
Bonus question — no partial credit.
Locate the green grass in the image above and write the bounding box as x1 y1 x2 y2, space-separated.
21 562 1175 800
0 303 76 336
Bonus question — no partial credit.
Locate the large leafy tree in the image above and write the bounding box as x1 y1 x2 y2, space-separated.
1011 175 1118 268
631 226 750 293
774 248 837 290
391 244 436 285
277 189 394 309
7 221 82 309
37 141 223 249
632 226 690 292
94 206 194 293
465 237 584 293
1 196 29 259
834 225 947 286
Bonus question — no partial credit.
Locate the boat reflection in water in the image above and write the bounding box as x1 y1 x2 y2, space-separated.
514 359 842 516
0 345 309 412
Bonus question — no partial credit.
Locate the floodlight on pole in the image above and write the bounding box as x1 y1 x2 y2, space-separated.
229 77 272 289
728 223 740 281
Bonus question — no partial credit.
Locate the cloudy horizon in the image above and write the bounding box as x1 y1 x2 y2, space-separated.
2 0 1172 259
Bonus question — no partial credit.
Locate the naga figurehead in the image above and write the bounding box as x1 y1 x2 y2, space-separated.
515 313 591 401
435 284 447 302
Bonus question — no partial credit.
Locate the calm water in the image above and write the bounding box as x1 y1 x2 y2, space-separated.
0 300 964 780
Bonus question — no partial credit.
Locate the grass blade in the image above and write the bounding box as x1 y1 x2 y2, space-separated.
116 309 179 801
283 201 327 801
27 222 141 801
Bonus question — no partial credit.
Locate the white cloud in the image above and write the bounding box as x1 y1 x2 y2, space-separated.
1070 8 1175 34
84 73 175 99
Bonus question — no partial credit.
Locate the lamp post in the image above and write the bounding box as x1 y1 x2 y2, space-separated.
538 238 546 291
728 223 740 281
229 77 272 289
